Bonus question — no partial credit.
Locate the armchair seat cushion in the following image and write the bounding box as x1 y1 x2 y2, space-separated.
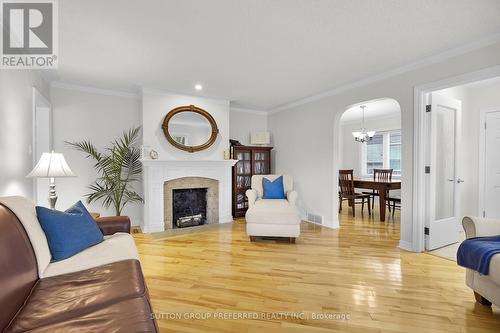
42 233 139 278
246 199 300 225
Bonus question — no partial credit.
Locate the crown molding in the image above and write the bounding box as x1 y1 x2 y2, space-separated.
230 106 267 115
141 87 230 106
268 31 500 114
51 81 140 99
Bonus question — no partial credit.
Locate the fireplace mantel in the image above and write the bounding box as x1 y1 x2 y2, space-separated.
141 159 237 167
141 159 237 233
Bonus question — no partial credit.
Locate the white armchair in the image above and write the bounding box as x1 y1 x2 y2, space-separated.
462 216 500 307
245 175 301 243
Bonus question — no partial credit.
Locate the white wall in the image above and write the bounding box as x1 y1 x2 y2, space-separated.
229 109 268 146
340 114 401 176
268 42 500 249
0 71 49 198
51 86 142 224
142 90 230 160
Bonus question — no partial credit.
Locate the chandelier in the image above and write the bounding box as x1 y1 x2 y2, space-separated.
352 105 376 143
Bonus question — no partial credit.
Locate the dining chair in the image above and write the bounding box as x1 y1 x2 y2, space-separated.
362 169 393 213
338 169 371 217
388 194 401 217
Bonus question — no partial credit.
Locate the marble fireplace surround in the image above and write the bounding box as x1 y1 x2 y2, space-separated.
164 177 218 230
141 159 237 233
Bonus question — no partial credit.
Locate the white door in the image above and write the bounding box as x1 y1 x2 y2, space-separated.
426 93 463 250
483 111 500 218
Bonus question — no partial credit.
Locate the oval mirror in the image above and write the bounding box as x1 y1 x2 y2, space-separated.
161 105 219 153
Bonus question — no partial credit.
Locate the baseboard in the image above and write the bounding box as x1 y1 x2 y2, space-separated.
303 219 339 229
219 215 234 224
399 240 414 252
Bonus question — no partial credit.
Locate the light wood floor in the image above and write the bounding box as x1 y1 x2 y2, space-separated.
134 207 500 332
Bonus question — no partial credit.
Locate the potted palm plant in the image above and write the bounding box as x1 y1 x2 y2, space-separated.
66 127 144 216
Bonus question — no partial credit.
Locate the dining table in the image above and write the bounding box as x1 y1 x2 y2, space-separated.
353 177 401 222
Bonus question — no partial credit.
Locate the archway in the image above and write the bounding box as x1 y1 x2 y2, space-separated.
333 98 402 233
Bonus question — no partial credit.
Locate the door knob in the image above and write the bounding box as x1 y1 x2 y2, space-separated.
457 178 465 183
447 179 454 182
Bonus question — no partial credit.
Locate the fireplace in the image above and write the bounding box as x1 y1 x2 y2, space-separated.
172 188 207 228
163 176 219 230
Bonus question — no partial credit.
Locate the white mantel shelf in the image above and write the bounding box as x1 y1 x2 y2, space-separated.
141 159 238 167
141 159 238 233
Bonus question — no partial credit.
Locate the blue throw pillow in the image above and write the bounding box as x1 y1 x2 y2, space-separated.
262 176 286 199
36 201 104 261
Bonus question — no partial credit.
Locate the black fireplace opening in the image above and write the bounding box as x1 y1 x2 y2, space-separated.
172 188 208 228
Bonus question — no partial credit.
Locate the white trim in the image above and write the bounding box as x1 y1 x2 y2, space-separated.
413 66 500 253
230 106 268 115
399 240 413 252
268 32 500 114
478 107 500 218
302 219 339 229
141 87 230 106
51 81 140 99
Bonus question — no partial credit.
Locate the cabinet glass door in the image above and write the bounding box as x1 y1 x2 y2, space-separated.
253 151 269 175
235 150 252 210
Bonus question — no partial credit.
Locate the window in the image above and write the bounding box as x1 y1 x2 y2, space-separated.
366 134 384 175
362 129 401 176
389 130 401 175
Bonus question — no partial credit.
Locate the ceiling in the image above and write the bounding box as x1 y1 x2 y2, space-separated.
52 0 500 111
340 99 400 123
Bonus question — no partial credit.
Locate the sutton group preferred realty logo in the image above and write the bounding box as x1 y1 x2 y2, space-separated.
1 0 57 69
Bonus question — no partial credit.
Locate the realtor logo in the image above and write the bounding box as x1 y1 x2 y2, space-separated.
1 0 58 69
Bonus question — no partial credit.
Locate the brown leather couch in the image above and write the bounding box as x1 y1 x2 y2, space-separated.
0 203 159 333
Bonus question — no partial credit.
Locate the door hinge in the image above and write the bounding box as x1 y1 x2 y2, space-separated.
426 105 431 112
485 122 487 130
425 166 431 174
483 211 486 218
424 227 429 235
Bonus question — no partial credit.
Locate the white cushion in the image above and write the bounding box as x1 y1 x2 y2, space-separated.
42 232 139 278
251 174 293 199
0 196 51 277
247 223 300 237
246 199 300 225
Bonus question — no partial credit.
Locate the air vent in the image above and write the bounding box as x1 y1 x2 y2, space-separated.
306 212 323 224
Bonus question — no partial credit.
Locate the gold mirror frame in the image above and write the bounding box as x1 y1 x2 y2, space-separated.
161 105 219 153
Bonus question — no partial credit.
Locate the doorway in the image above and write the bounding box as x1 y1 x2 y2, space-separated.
32 87 52 205
337 98 402 235
414 68 500 253
479 107 500 219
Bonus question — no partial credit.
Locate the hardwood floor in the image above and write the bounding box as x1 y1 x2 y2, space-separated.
134 207 500 332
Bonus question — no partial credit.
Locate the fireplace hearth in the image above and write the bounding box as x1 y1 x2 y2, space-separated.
172 188 207 228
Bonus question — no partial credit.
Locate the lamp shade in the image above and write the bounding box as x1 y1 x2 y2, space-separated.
27 152 75 178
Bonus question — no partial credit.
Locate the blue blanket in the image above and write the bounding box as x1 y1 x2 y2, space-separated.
457 236 500 275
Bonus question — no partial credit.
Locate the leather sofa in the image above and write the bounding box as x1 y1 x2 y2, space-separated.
462 216 500 307
245 174 301 242
0 196 158 332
